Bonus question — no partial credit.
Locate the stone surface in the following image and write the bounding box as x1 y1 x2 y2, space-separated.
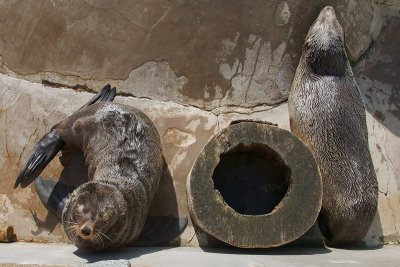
0 0 391 110
0 74 290 246
375 0 400 7
0 69 399 246
0 243 400 266
0 0 399 248
354 15 400 245
81 260 130 267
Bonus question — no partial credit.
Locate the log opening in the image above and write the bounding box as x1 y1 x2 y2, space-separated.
212 143 291 215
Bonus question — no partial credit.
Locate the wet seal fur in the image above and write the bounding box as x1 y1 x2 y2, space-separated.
288 7 378 246
15 85 187 250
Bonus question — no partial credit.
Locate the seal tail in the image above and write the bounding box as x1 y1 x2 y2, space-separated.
34 176 75 219
132 215 188 246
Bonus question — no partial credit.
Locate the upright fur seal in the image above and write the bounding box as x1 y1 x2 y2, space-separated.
288 6 378 246
15 85 187 250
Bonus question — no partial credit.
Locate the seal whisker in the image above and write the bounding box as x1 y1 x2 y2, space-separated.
64 225 79 237
99 234 105 250
63 220 78 225
93 232 104 250
63 224 78 231
64 226 78 233
97 230 112 243
63 222 79 230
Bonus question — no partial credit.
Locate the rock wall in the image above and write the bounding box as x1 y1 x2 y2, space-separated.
0 0 399 246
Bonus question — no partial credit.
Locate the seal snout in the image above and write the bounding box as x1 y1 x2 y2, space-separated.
78 224 94 239
81 225 92 236
306 5 343 54
317 6 338 24
321 6 336 16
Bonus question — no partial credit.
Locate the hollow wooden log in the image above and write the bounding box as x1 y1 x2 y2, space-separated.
187 122 322 248
0 226 17 242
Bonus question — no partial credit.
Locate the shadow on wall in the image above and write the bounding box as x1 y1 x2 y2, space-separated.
361 210 384 249
355 18 400 137
144 160 182 246
31 147 88 236
30 148 89 235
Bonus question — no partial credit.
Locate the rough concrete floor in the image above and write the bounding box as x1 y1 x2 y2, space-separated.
0 243 399 267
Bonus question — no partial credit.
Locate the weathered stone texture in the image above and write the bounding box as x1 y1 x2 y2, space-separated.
0 0 390 110
354 16 400 245
0 75 289 245
0 0 399 247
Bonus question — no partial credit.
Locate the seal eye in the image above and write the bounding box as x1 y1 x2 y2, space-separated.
74 206 81 215
100 212 110 221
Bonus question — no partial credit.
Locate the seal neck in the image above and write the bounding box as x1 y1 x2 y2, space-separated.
303 47 348 77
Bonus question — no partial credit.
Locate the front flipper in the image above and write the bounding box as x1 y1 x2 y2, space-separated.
14 130 65 188
77 84 116 111
35 177 75 219
132 215 188 246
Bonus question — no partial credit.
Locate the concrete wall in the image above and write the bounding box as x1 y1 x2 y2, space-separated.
0 0 399 246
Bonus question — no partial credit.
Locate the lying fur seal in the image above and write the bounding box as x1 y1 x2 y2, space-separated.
288 6 378 246
15 85 187 250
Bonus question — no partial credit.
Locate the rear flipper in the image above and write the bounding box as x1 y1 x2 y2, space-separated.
34 176 75 219
14 84 117 189
77 84 116 111
14 130 65 188
132 215 188 246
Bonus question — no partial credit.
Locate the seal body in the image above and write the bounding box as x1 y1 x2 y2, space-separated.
57 103 163 250
15 86 187 250
288 6 378 246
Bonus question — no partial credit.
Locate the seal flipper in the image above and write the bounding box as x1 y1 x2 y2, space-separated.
132 215 188 246
35 177 75 219
77 84 116 111
14 84 115 189
14 130 65 188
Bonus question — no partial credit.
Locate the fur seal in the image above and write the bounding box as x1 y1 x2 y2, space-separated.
288 6 378 246
14 85 187 250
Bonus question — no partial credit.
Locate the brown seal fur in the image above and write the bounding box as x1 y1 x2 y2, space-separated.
57 103 163 250
288 6 378 246
14 85 164 250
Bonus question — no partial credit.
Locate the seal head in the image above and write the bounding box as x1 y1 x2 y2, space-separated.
62 182 128 250
303 6 346 76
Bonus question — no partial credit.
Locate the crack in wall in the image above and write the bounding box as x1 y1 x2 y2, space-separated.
4 112 11 161
370 114 400 238
187 232 196 244
382 125 399 190
379 190 388 196
41 80 93 92
380 120 400 235
2 36 289 112
141 5 172 51
38 73 282 115
244 37 263 103
387 198 399 234
352 40 377 66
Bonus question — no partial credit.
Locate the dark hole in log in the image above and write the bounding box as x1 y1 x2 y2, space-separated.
212 143 291 215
